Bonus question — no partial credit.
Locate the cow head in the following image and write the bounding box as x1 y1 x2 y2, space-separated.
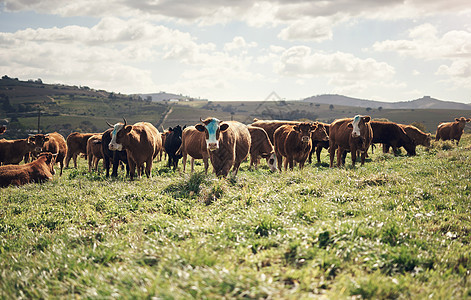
195 118 229 151
348 115 371 138
293 122 317 143
39 152 57 175
28 134 50 151
264 152 277 172
311 122 329 141
107 118 126 151
456 117 471 130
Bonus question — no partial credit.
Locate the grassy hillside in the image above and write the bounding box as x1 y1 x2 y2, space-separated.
1 136 470 298
2 77 470 138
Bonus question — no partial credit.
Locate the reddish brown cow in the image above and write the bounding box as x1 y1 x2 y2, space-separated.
251 119 302 144
108 121 162 180
329 115 373 167
435 117 470 145
247 126 277 171
0 152 55 187
400 124 431 148
42 132 67 176
195 118 251 177
0 134 49 165
274 122 318 171
65 132 96 168
370 121 416 156
87 134 104 172
177 126 210 174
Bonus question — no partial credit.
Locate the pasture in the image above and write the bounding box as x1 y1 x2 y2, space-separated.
1 136 471 298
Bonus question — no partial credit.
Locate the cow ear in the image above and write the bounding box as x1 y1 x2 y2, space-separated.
363 116 371 123
220 123 229 132
467 118 471 122
293 125 300 131
347 123 353 129
455 118 460 122
124 126 132 133
168 127 173 132
195 124 205 132
44 136 50 142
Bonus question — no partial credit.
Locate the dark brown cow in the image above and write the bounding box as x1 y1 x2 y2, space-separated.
42 132 67 176
247 126 276 171
329 115 373 167
195 118 251 177
87 134 103 172
400 124 431 148
274 122 317 171
65 132 96 168
310 122 330 164
177 126 209 174
370 121 416 156
108 121 162 180
0 152 55 187
435 117 470 145
0 134 49 165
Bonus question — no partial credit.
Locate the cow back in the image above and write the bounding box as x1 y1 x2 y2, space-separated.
180 126 207 159
247 126 274 156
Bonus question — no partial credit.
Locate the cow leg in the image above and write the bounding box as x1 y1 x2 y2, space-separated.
181 153 187 172
88 154 93 172
203 156 209 174
59 159 64 176
276 153 283 172
382 144 389 153
336 148 344 167
361 151 367 166
351 148 357 167
65 153 72 168
329 146 335 168
145 159 152 178
316 146 323 164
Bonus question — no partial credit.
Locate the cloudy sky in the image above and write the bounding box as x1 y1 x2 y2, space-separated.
1 0 470 103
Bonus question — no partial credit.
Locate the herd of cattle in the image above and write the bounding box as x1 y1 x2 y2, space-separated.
0 116 469 187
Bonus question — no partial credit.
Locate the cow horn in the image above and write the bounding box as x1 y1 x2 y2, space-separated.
200 117 204 123
106 121 114 128
123 117 127 126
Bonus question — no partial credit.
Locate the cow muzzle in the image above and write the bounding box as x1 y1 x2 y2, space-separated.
207 142 219 151
302 136 310 143
109 143 122 151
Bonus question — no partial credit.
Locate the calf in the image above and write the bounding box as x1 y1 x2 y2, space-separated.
274 122 317 171
329 115 373 167
247 126 277 172
65 132 96 168
370 121 416 156
435 117 470 145
102 127 129 177
195 118 251 177
177 126 209 174
87 134 104 172
42 132 67 176
164 125 184 170
0 134 49 165
109 120 162 180
0 152 55 187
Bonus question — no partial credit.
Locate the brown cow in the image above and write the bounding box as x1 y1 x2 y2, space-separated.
400 124 431 148
0 152 56 187
274 122 317 171
0 134 49 165
329 115 373 167
435 117 470 145
177 126 210 174
65 132 96 168
247 126 276 172
108 120 162 180
42 132 67 176
251 119 302 145
195 118 251 177
87 134 104 172
370 121 416 156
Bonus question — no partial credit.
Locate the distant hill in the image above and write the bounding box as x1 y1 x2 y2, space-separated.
303 94 471 110
140 92 207 102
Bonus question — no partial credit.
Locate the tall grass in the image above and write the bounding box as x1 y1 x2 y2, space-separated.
1 135 471 298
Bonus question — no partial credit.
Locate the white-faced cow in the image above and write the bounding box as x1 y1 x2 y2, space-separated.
329 115 373 168
195 118 251 177
108 119 161 180
435 117 471 145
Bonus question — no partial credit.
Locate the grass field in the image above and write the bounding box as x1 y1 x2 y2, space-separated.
1 136 471 298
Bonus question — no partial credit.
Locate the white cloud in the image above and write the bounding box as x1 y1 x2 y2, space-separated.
224 36 257 52
277 17 335 42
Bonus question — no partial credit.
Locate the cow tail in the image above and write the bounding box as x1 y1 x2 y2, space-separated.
175 144 183 156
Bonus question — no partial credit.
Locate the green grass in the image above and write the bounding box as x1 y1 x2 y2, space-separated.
1 136 471 298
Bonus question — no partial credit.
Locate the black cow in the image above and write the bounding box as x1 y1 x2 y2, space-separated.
164 125 185 170
102 128 129 177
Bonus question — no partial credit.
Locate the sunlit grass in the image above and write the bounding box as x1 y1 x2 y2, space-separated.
1 135 471 298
